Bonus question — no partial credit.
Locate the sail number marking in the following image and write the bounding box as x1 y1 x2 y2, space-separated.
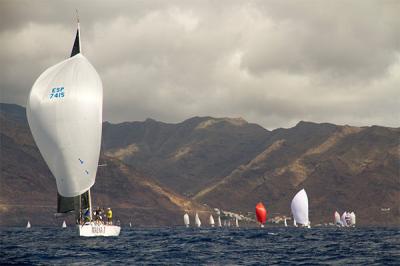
49 87 65 99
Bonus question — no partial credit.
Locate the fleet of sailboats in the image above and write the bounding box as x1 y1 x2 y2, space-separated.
26 16 120 237
22 14 359 233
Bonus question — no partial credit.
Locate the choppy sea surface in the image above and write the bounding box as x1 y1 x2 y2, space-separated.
1 226 399 265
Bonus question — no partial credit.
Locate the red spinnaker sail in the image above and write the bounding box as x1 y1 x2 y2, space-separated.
255 202 267 224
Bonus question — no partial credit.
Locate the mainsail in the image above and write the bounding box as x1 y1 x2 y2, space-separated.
195 213 201 227
334 211 341 225
209 214 215 227
183 213 190 227
341 212 348 227
217 216 222 227
349 212 356 226
291 189 309 226
26 21 103 218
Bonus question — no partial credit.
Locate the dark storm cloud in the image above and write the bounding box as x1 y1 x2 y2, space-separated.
0 0 399 129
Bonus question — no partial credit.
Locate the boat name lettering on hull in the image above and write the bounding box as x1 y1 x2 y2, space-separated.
92 226 106 234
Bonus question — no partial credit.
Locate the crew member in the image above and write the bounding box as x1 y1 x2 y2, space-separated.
106 208 113 225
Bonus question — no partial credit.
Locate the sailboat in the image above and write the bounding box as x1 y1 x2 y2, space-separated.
341 212 348 227
62 220 67 228
184 213 190 228
217 215 222 227
334 211 342 226
26 15 120 237
195 213 201 227
349 212 356 227
284 218 287 227
26 221 31 229
235 217 239 228
291 189 310 228
255 202 267 228
209 214 215 227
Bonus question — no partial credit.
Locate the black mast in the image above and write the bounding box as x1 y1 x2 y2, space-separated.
70 10 81 57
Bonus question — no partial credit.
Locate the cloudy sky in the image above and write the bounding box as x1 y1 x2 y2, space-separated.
0 0 399 129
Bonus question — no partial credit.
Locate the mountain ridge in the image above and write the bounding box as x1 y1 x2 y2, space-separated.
1 103 399 226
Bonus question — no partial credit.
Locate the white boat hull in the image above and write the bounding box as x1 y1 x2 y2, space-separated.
78 223 121 237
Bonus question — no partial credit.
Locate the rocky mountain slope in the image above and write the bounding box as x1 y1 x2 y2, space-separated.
1 103 399 226
102 117 270 195
101 114 399 226
0 103 208 227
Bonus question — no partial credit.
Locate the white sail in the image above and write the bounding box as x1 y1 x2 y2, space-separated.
291 189 309 226
293 218 297 227
235 217 239 228
217 216 222 227
341 212 348 227
26 50 103 197
26 221 31 228
334 211 341 225
195 213 201 227
129 222 132 228
284 218 287 227
184 213 190 227
349 212 356 226
62 220 67 228
209 214 215 227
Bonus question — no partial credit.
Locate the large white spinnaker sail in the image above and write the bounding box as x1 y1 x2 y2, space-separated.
291 189 309 227
26 24 102 199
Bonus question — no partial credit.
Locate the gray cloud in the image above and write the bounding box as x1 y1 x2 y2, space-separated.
0 0 399 129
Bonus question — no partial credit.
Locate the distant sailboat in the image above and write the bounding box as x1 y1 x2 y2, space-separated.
341 212 348 227
217 216 222 227
209 214 215 227
129 222 132 228
255 202 267 228
284 218 287 227
334 211 342 226
235 217 239 228
195 213 201 227
62 220 67 228
291 189 310 228
349 212 356 227
26 221 31 229
26 15 120 237
184 213 190 228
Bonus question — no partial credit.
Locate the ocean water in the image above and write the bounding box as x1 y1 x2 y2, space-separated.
1 227 399 265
